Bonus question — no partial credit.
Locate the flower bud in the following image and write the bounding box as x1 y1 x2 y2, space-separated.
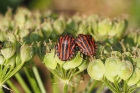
67 18 78 35
133 57 140 69
7 33 16 44
18 28 29 40
127 67 140 86
78 21 88 35
14 12 25 28
63 52 83 70
108 23 118 37
7 55 16 68
105 57 120 77
20 44 34 62
117 61 133 80
0 30 6 41
1 42 16 59
0 55 4 64
87 59 105 80
30 31 43 42
88 16 98 41
43 49 58 69
138 35 140 46
41 21 53 38
53 16 66 35
97 18 112 36
115 19 127 39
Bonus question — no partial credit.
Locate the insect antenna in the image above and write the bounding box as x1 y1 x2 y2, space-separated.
81 25 89 34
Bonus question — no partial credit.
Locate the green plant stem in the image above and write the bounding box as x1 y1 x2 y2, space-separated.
83 79 98 93
102 77 116 93
63 84 68 93
6 80 20 93
96 83 105 93
52 74 59 93
15 73 31 93
114 79 120 93
24 67 41 93
127 85 137 93
32 66 46 93
0 87 4 93
122 81 127 93
2 62 24 84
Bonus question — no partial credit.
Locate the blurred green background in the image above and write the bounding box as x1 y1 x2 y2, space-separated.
0 0 140 29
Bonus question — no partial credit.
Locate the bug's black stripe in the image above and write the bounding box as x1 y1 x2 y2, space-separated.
76 38 87 54
79 35 91 55
86 35 94 55
83 35 92 55
69 39 75 57
61 37 65 60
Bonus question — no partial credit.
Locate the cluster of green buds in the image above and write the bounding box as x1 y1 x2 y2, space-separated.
87 44 140 93
87 15 127 43
0 7 128 44
37 41 89 92
0 31 34 90
124 29 140 47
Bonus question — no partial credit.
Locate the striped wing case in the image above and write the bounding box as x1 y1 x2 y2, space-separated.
56 34 76 61
76 34 97 57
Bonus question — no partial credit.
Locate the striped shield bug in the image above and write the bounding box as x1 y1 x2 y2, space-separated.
55 34 76 61
76 34 97 57
75 26 97 60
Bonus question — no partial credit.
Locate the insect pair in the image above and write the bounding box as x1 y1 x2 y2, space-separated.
55 33 97 61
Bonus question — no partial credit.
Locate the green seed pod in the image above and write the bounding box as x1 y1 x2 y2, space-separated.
105 57 120 77
1 42 16 59
7 54 16 68
16 52 21 66
66 18 78 36
41 21 53 38
78 59 89 72
30 31 43 42
43 49 58 69
0 55 4 64
115 19 127 39
97 18 112 36
134 57 140 69
117 61 133 80
78 21 88 35
20 44 34 62
87 15 98 37
63 52 83 70
53 16 66 35
18 28 29 40
87 59 105 80
7 33 16 44
108 23 118 37
0 30 6 41
105 72 121 83
138 35 140 46
127 67 140 86
14 12 25 28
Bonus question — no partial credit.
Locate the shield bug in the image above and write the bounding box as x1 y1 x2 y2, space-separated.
76 34 97 58
55 34 76 61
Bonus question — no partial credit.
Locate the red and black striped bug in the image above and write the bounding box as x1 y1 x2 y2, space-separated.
55 34 76 61
75 26 97 60
76 34 97 57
